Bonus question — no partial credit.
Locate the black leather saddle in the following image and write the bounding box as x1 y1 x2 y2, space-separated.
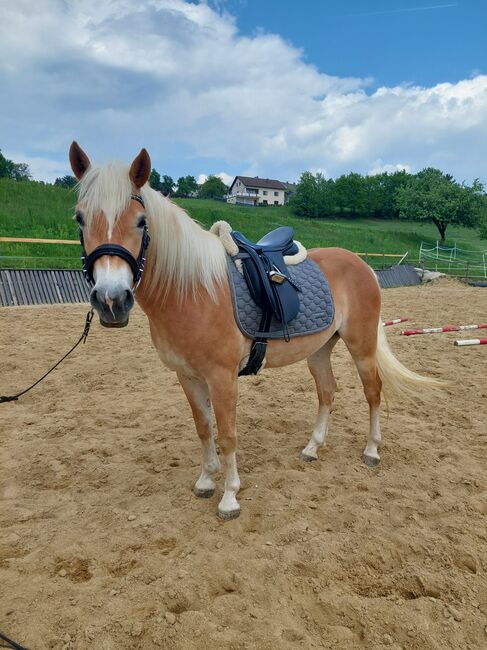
231 226 302 375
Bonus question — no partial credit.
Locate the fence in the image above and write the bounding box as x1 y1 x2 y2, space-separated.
0 236 81 270
0 237 409 271
418 241 487 280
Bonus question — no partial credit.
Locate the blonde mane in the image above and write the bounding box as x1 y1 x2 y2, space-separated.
77 163 228 301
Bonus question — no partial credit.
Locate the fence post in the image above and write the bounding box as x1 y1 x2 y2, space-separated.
465 262 469 282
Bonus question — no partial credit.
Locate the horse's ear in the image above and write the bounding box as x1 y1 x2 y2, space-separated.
129 148 151 189
69 141 91 180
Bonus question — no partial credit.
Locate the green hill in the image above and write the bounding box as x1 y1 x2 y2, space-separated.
0 178 483 271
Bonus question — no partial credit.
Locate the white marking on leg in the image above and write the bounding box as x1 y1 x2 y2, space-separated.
178 375 220 493
363 405 381 460
218 452 240 516
302 404 331 459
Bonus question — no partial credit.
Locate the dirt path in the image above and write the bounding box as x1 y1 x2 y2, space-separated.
1 279 486 649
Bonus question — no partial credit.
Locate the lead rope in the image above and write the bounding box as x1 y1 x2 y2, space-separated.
0 309 94 404
0 629 29 650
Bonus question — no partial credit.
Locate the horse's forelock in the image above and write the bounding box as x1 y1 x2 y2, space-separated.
77 162 133 229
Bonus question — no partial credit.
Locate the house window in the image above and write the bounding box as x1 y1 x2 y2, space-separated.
263 190 268 195
274 201 279 205
262 200 268 205
274 191 279 196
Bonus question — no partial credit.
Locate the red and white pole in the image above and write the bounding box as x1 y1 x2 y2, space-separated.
382 318 409 326
454 338 487 346
402 323 487 336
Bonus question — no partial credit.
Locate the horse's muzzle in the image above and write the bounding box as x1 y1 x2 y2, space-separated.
90 286 134 327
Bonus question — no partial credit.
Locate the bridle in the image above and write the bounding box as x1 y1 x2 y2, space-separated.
79 194 150 292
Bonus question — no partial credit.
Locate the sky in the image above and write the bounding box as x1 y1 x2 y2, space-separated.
0 0 486 184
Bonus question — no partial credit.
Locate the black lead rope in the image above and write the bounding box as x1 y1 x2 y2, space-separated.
0 629 29 650
0 309 94 404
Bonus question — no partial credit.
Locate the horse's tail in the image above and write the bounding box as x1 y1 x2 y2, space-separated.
376 322 444 400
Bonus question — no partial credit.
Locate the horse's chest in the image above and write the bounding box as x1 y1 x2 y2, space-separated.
155 340 196 376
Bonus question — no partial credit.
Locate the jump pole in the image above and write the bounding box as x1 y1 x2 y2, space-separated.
454 338 487 347
402 323 487 336
382 318 409 326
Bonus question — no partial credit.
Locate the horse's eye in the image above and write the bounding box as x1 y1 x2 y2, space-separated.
137 216 147 229
75 211 84 227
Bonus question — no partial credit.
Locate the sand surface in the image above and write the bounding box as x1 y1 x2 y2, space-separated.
0 279 486 650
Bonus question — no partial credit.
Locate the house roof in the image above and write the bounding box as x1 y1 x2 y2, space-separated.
230 176 287 191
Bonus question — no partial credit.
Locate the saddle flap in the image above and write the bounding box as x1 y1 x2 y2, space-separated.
237 248 300 324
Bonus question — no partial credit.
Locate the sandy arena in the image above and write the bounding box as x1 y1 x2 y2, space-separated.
1 279 486 649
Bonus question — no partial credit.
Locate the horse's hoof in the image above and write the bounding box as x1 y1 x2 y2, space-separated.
362 454 380 468
217 508 241 521
194 487 215 499
300 452 317 462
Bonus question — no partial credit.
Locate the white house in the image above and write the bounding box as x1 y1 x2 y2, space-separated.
227 176 287 206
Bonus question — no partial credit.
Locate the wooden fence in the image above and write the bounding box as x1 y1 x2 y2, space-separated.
0 237 415 306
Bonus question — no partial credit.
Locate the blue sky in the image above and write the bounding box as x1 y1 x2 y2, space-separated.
231 0 485 87
0 1 486 184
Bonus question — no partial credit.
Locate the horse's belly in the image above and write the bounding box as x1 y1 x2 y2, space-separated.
263 326 337 368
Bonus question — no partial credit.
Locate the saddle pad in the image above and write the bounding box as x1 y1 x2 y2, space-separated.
226 255 335 339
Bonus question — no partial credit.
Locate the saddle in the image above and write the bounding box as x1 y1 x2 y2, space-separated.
231 226 302 375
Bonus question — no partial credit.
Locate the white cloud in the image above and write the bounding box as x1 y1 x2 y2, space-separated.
197 172 233 186
0 1 486 183
368 161 411 175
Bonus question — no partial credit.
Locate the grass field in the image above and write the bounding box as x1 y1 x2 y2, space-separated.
0 178 485 272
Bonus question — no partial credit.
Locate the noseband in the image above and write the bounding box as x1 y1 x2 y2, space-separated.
79 194 150 291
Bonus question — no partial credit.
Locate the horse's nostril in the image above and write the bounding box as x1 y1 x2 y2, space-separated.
124 289 134 309
90 289 103 307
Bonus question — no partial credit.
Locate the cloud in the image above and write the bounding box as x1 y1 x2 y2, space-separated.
198 172 233 186
368 161 411 176
0 1 486 184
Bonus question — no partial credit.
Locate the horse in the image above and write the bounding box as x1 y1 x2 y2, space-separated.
69 142 441 520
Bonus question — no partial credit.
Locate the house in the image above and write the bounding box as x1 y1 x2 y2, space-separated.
227 176 287 206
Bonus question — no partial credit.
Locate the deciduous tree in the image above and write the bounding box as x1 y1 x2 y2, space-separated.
176 175 198 198
396 168 484 243
199 175 227 199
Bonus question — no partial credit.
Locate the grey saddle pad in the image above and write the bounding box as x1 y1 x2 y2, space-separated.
226 255 335 339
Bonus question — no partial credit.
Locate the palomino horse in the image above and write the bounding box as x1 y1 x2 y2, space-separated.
69 142 439 520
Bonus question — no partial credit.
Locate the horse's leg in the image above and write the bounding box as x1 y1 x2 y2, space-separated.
301 335 339 461
208 373 240 520
177 373 220 498
345 341 383 467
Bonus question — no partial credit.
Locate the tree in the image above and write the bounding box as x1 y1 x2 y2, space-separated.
149 168 162 191
54 175 77 189
160 175 175 196
199 175 228 200
149 169 175 195
176 175 198 198
291 172 320 218
0 150 31 181
332 172 368 217
396 168 484 243
0 150 13 178
10 162 31 181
